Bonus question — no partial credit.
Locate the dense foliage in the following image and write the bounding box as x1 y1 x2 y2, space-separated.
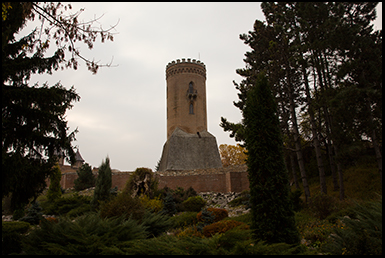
74 163 95 191
91 156 112 208
2 2 116 210
244 73 299 244
220 2 382 202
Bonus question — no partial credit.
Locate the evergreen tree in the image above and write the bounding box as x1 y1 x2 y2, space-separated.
2 2 116 210
46 164 62 202
91 156 112 209
244 73 298 244
74 163 96 191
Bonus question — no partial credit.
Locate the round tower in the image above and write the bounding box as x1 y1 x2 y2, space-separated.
166 58 207 139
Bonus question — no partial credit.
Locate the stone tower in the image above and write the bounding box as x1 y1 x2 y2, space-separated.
158 58 222 171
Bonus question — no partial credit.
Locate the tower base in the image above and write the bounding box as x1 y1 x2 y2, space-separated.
158 127 223 171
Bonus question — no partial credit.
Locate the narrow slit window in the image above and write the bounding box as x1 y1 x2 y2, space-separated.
189 102 194 114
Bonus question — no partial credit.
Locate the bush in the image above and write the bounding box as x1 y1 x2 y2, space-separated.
139 195 163 213
161 192 177 216
22 213 148 255
74 163 95 191
182 196 206 212
228 190 250 207
2 221 30 255
171 212 199 229
19 201 43 225
42 193 92 216
202 219 249 237
99 192 145 221
197 207 228 223
289 189 304 212
321 197 382 255
140 210 173 237
308 192 337 220
156 186 198 212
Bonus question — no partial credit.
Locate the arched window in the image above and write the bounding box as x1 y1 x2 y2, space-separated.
189 102 194 114
188 82 194 94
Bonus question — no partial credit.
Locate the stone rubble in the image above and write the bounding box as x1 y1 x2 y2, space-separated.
198 192 250 217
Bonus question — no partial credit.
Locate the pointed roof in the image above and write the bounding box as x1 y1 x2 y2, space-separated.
74 149 85 162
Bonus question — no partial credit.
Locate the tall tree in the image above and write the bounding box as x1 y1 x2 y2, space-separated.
244 73 298 244
2 2 117 210
91 156 112 209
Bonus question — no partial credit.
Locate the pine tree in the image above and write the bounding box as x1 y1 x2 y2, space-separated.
74 163 96 191
91 156 112 209
244 73 299 245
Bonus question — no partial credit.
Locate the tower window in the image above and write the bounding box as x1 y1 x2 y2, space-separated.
189 82 194 94
189 102 194 114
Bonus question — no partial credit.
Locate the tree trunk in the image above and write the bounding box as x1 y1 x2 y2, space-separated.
287 84 311 203
290 151 300 189
301 64 330 194
366 101 383 182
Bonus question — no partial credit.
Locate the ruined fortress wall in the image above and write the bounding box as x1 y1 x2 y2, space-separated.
50 165 249 193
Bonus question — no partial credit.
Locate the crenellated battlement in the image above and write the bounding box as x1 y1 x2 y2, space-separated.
166 58 206 69
166 58 206 79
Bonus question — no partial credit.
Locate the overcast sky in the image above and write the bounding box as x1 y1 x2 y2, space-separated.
26 2 382 171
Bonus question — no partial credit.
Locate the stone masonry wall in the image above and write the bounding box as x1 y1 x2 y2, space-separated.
155 165 249 193
51 165 249 193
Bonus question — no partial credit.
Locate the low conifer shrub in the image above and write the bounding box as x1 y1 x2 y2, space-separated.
22 213 148 255
182 196 206 212
197 207 228 222
202 219 249 237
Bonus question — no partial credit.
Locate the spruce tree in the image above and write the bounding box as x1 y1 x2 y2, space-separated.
91 157 112 209
244 73 299 244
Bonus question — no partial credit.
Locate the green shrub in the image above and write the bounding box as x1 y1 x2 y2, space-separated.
22 213 148 255
196 208 216 232
170 211 199 228
226 212 252 226
19 201 43 225
228 190 250 207
99 192 145 221
197 207 228 222
308 192 337 220
42 193 92 216
289 189 304 212
321 197 382 255
124 234 215 255
140 210 173 237
202 219 249 237
156 186 198 212
2 221 30 255
161 192 177 216
139 194 163 213
182 196 206 212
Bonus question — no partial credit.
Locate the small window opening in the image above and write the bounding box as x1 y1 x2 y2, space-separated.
189 102 194 114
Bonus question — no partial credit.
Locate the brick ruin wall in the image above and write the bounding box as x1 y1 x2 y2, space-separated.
52 165 249 193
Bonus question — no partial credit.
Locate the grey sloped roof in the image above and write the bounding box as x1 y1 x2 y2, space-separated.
74 149 85 162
